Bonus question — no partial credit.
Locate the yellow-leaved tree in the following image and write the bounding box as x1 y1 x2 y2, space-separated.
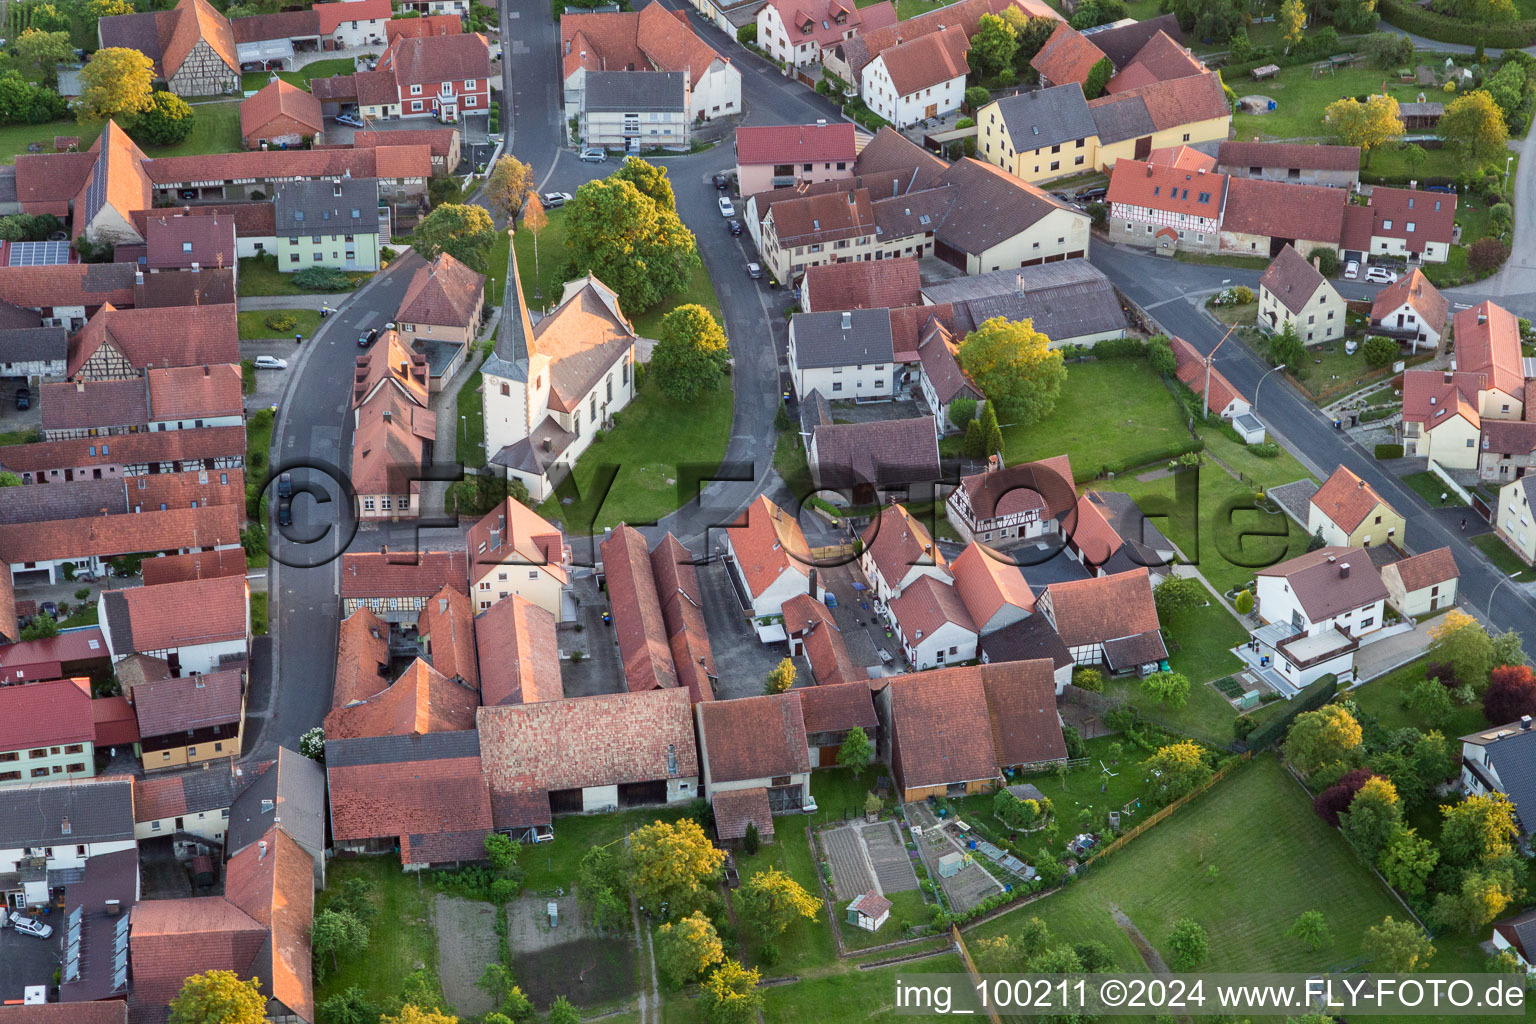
1322 94 1404 166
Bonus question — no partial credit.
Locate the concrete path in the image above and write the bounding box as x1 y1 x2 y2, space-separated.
424 345 487 514
1353 612 1445 682
236 294 345 311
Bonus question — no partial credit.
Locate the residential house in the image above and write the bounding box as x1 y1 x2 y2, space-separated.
227 746 327 888
475 595 563 707
755 0 896 68
353 128 460 176
416 584 478 690
862 24 969 128
800 255 919 313
876 659 1067 801
477 689 699 837
735 122 861 195
914 318 982 433
723 494 824 619
0 326 67 382
860 503 949 608
42 364 246 440
132 767 241 845
134 216 239 281
1226 180 1350 260
0 629 112 686
1038 567 1166 674
1479 420 1536 484
465 497 569 618
579 71 690 151
240 78 324 150
0 427 247 487
1339 185 1456 265
782 592 859 687
0 777 136 912
1308 465 1405 549
386 13 462 42
1400 369 1483 470
272 177 383 272
482 261 639 502
1216 141 1361 188
1459 716 1536 841
97 0 240 97
130 204 277 261
1370 268 1447 353
0 470 243 527
1495 476 1536 565
1030 23 1107 90
5 1005 127 1024
919 260 1128 349
324 657 478 741
350 363 435 521
1380 546 1458 617
696 692 811 810
1454 301 1525 421
1258 244 1345 343
805 412 940 502
396 251 486 352
131 667 246 771
977 614 1074 692
0 503 243 584
366 31 492 120
946 453 1077 547
950 540 1034 635
64 122 154 248
0 263 137 329
1106 158 1225 255
561 2 741 129
316 0 391 47
339 550 468 622
99 575 249 675
1491 907 1536 975
601 525 717 703
978 83 1100 185
0 678 95 787
66 302 238 381
797 679 879 767
1169 336 1258 437
1086 71 1231 171
889 574 978 669
1252 547 1386 687
138 146 429 203
55 846 139 1004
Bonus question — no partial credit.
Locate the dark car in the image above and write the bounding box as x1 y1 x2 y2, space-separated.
277 499 292 527
40 601 58 619
712 173 729 191
15 385 29 410
277 472 292 498
727 218 743 236
1075 186 1108 202
358 328 379 347
1424 184 1456 194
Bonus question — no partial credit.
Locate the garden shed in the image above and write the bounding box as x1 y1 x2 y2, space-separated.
846 891 891 932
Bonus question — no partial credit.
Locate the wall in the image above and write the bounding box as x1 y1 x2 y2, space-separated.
1096 114 1231 169
583 109 689 149
1372 301 1441 349
969 206 1089 273
472 562 565 618
1424 415 1480 470
737 158 854 199
135 807 229 844
1219 165 1358 189
976 102 1096 183
1478 387 1524 422
1110 203 1220 254
789 354 895 402
863 59 963 127
691 61 742 121
0 742 94 787
903 621 978 670
1496 482 1536 562
273 230 381 272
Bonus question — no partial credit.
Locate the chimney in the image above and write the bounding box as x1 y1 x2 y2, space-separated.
1479 313 1488 326
191 261 200 273
203 364 210 376
1146 163 1153 176
1523 715 1533 730
1357 478 1365 489
841 311 852 330
258 840 267 860
104 900 121 917
1339 562 1350 579
1313 255 1321 271
75 380 85 393
1197 167 1206 175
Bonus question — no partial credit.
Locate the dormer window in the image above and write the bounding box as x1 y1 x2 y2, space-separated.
411 84 422 95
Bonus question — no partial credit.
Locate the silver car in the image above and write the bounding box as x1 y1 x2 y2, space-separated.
10 913 53 939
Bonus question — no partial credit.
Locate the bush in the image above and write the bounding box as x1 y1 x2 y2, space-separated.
1246 442 1280 458
291 266 355 291
1379 0 1536 48
1308 247 1340 277
1073 667 1104 692
965 85 991 111
1375 443 1405 459
1470 237 1511 272
1363 335 1399 368
129 90 195 147
265 313 298 332
737 23 757 43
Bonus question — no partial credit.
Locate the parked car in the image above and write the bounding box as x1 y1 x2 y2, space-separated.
277 499 292 527
10 914 52 940
712 173 729 190
746 262 762 279
1365 266 1398 284
278 473 292 498
542 191 573 208
39 601 57 619
1424 184 1456 194
718 196 735 217
1075 186 1107 202
1343 259 1360 280
336 112 364 128
15 385 29 410
358 328 379 347
578 148 606 163
253 355 288 370
179 189 197 200
727 219 742 236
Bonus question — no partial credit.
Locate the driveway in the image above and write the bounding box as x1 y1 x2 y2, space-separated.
0 924 60 1003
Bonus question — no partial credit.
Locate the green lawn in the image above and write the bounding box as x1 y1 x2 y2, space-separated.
455 368 487 468
0 427 42 447
521 806 692 895
773 427 813 505
0 101 242 165
1401 470 1466 508
808 765 888 819
834 889 934 950
236 256 371 296
757 953 965 1021
735 817 837 972
485 230 512 318
534 377 733 532
249 591 269 635
314 857 442 1011
241 57 362 94
1162 597 1247 685
1348 656 1488 738
968 756 1410 974
1472 531 1532 577
236 309 325 340
1232 64 1446 142
855 0 952 18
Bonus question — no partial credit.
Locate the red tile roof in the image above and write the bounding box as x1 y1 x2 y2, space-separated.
861 503 946 593
728 495 813 599
466 498 568 588
1171 335 1243 415
131 202 277 240
1031 22 1106 87
795 679 878 734
736 123 858 167
132 667 243 738
0 629 109 686
0 677 92 750
1400 368 1483 428
324 657 478 740
1387 546 1458 592
1044 567 1159 647
12 151 97 207
240 78 323 141
1370 268 1447 338
332 608 390 710
1089 70 1229 132
1217 141 1362 173
782 592 857 686
1107 159 1225 220
386 14 462 40
1311 465 1394 534
379 31 490 89
561 1 728 89
1147 144 1217 172
950 541 1034 626
475 595 563 706
712 785 774 842
1361 184 1457 254
67 303 239 378
0 504 242 567
144 145 431 186
417 585 477 689
1066 492 1122 567
1222 177 1346 245
340 550 469 598
800 256 920 313
853 0 1052 79
163 0 239 79
1108 29 1203 92
602 524 679 694
958 453 1076 522
888 303 956 364
890 573 975 641
141 548 248 587
350 385 434 496
397 252 485 329
698 691 810 783
874 23 970 97
353 127 458 160
105 575 247 655
652 533 716 704
0 426 246 479
0 262 136 313
93 694 140 746
1480 419 1536 455
353 330 429 409
147 362 244 420
327 751 493 848
1454 300 1524 400
222 825 314 1024
127 896 267 1024
315 0 390 33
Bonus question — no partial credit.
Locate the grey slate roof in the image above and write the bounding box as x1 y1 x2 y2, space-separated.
485 237 536 382
993 84 1098 152
0 476 129 526
227 746 326 862
1473 724 1536 837
0 165 17 205
1081 14 1184 67
488 416 576 476
272 177 379 235
101 590 135 655
1089 95 1157 144
978 613 1073 669
0 299 39 330
932 159 1073 254
0 326 67 364
921 261 1126 343
799 387 831 438
585 71 686 112
324 728 481 768
791 308 894 369
811 416 939 491
0 778 135 847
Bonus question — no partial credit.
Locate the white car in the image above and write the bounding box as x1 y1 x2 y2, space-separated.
1364 266 1398 284
718 197 735 217
1343 259 1360 280
541 191 573 208
253 356 288 370
10 913 53 939
746 262 762 280
335 112 364 128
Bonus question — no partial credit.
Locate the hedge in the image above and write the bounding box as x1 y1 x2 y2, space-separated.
1379 0 1536 48
1374 443 1405 459
1241 674 1338 752
1085 438 1205 482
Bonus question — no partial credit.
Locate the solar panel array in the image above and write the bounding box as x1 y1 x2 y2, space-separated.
7 240 72 266
111 911 130 991
63 906 83 983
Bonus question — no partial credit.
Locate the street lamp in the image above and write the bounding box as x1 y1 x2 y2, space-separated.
1506 155 1514 191
1482 573 1524 623
461 415 466 442
1255 363 1287 412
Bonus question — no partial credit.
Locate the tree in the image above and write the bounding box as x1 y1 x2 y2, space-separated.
970 13 1019 79
1363 916 1434 972
975 399 1003 460
963 418 985 459
957 316 1066 428
1491 629 1525 669
316 987 379 1024
565 177 700 315
1440 792 1520 866
1322 95 1404 166
1141 671 1191 710
838 726 873 773
14 29 72 87
130 90 195 147
547 997 581 1024
1234 590 1254 614
1284 705 1362 780
1413 730 1456 789
1073 667 1104 692
965 85 992 111
700 960 762 1024
520 193 548 299
169 970 266 1024
298 726 325 760
25 3 70 33
738 866 819 938
88 0 137 15
414 204 496 273
656 911 725 987
1405 676 1455 723
1286 910 1332 952
1378 825 1438 898
1147 337 1177 376
1167 918 1209 971
1009 13 1060 71
1083 56 1113 100
484 832 521 876
578 845 628 931
484 155 535 221
613 157 677 212
1440 90 1509 170
1401 142 1428 178
1469 237 1511 272
1313 767 1375 827
948 396 977 430
476 964 518 1008
1483 664 1536 723
78 48 157 123
628 818 725 917
1428 611 1496 692
1484 61 1526 127
381 1009 458 1024
743 821 760 855
1432 866 1520 934
1169 0 1246 41
20 613 60 641
1339 776 1402 861
1142 742 1212 804
1279 0 1307 51
764 657 796 695
1153 575 1203 618
311 908 368 978
1361 335 1398 369
651 304 728 401
1268 321 1306 371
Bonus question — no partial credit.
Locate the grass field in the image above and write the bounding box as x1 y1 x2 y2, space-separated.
0 427 41 447
241 57 362 94
757 953 966 1022
1348 656 1488 738
968 756 1409 975
236 309 325 340
249 592 269 635
314 857 442 1011
0 101 242 165
237 256 371 296
454 368 486 468
735 819 837 972
1472 531 1532 577
1232 64 1445 142
1401 470 1466 508
522 806 692 894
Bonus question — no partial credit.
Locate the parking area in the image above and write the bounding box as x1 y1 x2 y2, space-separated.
0 377 41 436
561 573 626 699
241 340 297 411
695 559 788 698
0 918 62 1002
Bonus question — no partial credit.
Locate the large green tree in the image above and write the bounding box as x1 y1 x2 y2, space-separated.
651 304 728 401
737 866 819 938
628 818 725 918
956 316 1066 428
564 177 700 315
1428 611 1496 691
1339 776 1401 861
1142 742 1211 804
657 911 725 987
484 155 535 222
1439 90 1510 170
1378 825 1438 898
1431 866 1521 934
837 726 873 773
131 91 196 147
310 907 368 979
414 204 496 273
1283 705 1362 780
700 960 763 1024
1440 792 1521 866
79 47 156 123
1167 918 1209 971
1141 671 1191 710
168 970 266 1024
1362 916 1434 972
1322 94 1404 166
14 29 72 87
613 156 677 212
969 13 1019 79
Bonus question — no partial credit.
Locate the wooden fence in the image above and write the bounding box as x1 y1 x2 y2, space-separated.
1082 752 1252 867
952 925 1004 1024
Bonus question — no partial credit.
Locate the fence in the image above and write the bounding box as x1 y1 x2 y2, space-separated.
1082 752 1252 867
952 925 1005 1024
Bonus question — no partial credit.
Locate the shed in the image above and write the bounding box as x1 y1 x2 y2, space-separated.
846 890 891 932
1232 412 1267 443
938 851 964 877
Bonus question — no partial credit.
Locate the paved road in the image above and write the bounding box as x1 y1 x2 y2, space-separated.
1091 243 1536 643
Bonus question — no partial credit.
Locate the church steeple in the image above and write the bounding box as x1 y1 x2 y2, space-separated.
488 229 537 382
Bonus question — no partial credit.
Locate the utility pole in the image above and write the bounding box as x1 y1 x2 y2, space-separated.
1203 325 1235 419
